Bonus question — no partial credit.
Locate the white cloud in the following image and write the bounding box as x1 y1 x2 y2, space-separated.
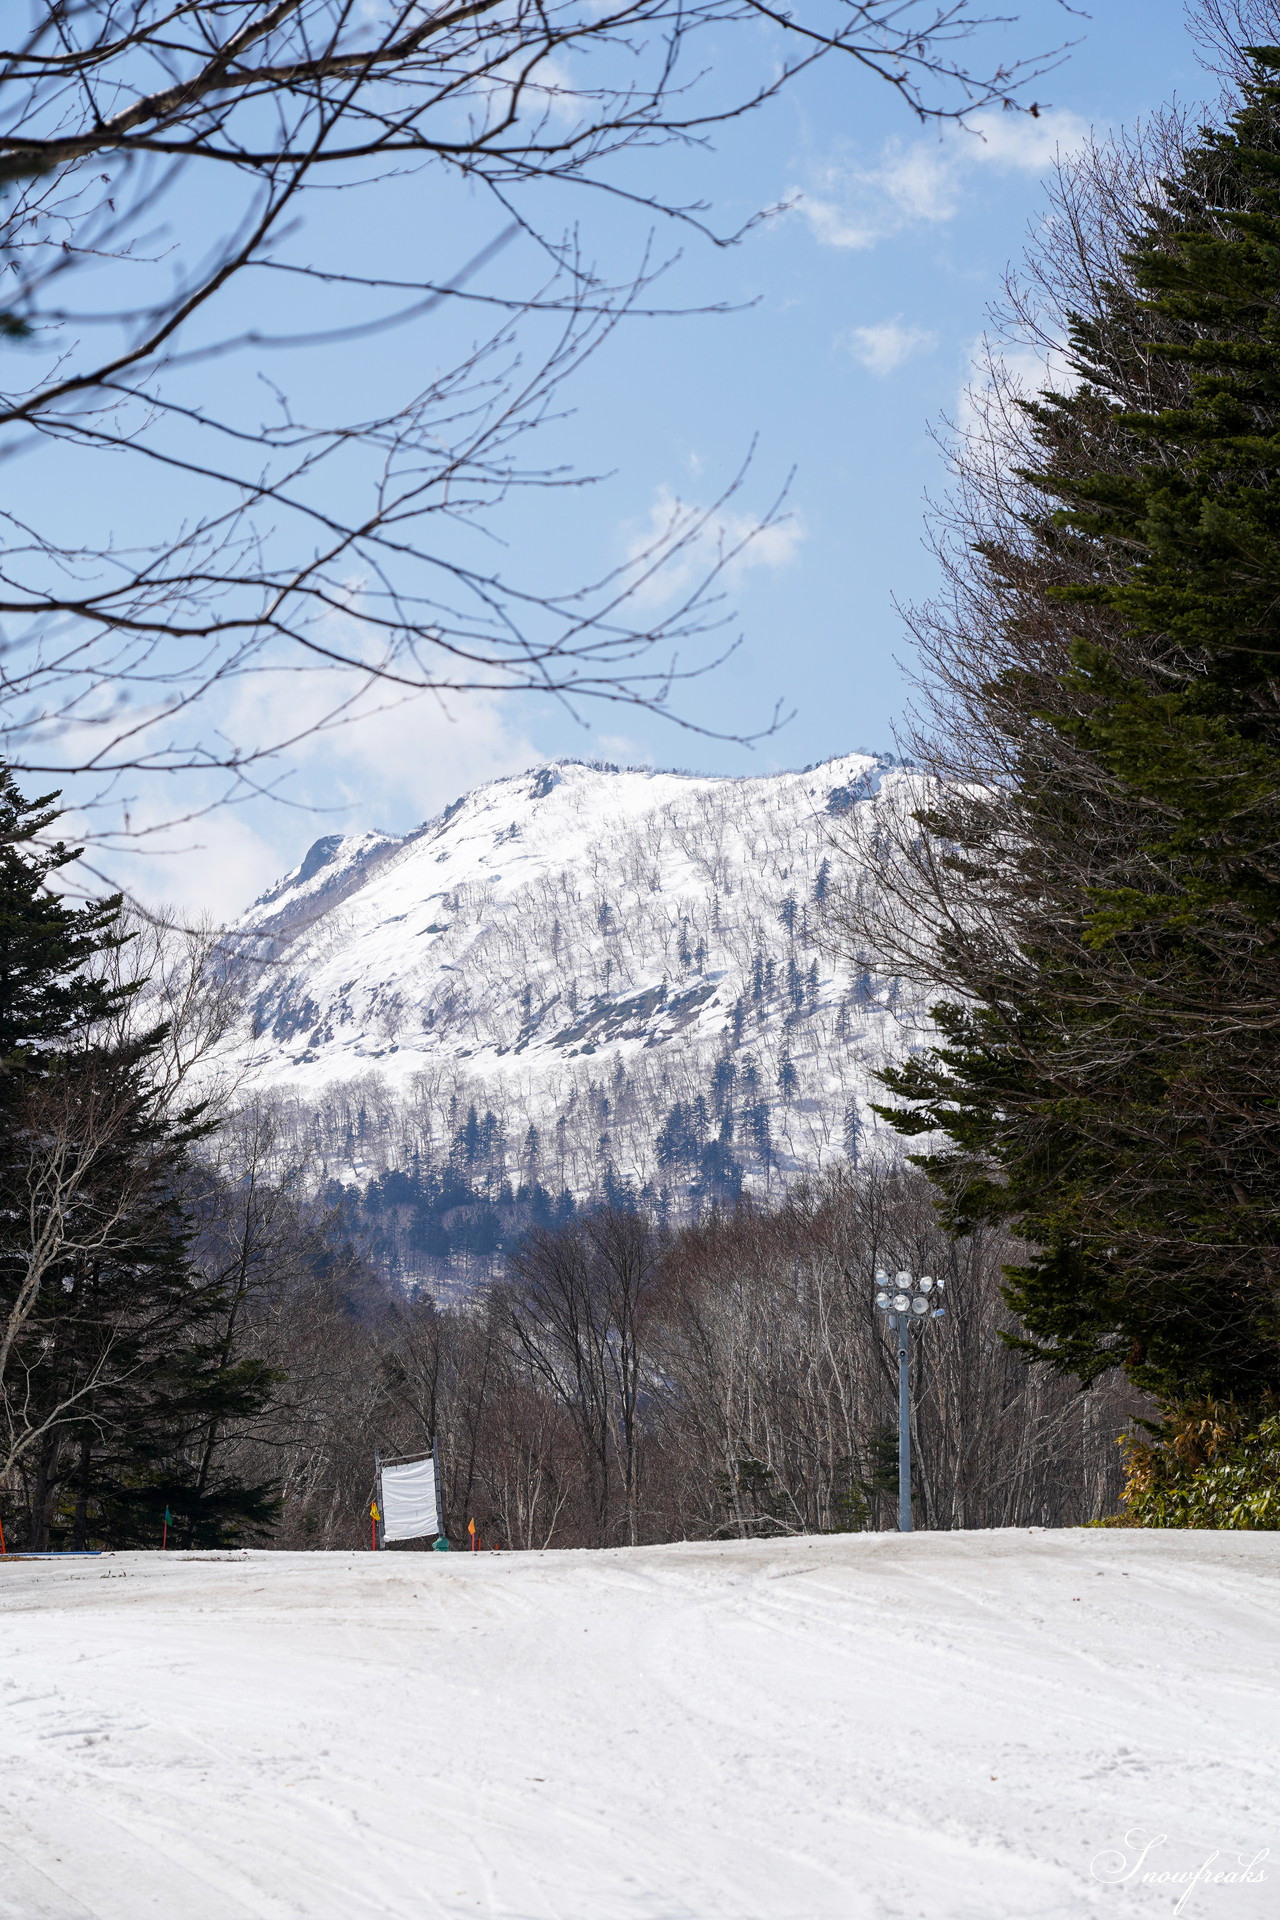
843 319 938 376
85 672 542 920
624 486 805 609
592 732 654 767
797 143 956 251
111 810 290 925
250 674 538 823
792 108 1091 253
962 108 1091 173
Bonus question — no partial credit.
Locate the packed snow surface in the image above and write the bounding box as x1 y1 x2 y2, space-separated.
1 1531 1274 1920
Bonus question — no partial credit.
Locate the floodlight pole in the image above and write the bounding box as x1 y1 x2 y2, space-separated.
873 1268 946 1534
897 1318 912 1534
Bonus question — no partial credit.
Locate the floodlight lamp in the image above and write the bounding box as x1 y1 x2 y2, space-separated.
895 1269 912 1286
911 1296 928 1315
875 1269 889 1283
918 1276 934 1293
932 1308 946 1319
875 1290 890 1309
892 1293 911 1312
934 1277 946 1292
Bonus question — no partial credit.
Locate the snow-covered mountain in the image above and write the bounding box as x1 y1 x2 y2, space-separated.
216 753 928 1278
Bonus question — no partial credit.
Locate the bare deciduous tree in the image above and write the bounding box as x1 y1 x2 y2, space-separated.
505 1208 661 1545
0 1 1065 842
655 1166 1133 1537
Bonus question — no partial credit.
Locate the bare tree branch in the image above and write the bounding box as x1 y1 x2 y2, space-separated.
0 0 1067 840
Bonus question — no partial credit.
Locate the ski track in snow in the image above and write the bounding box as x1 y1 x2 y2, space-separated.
0 1531 1274 1920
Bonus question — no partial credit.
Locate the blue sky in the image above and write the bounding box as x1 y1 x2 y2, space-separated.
60 0 1210 913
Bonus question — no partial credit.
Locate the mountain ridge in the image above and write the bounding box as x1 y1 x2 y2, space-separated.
214 752 928 1283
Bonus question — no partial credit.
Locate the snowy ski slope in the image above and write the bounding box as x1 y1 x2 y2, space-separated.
1 1530 1275 1919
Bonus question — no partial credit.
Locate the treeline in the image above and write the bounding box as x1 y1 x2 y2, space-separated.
830 23 1280 1513
326 1159 583 1295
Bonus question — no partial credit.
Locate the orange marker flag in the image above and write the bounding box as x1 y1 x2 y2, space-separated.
468 1517 477 1552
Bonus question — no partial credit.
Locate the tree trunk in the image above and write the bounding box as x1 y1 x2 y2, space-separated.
72 1433 92 1550
26 1434 62 1550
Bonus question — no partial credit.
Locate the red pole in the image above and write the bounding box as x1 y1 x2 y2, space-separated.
0 1514 6 1556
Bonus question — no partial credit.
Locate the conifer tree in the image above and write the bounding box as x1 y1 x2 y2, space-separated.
0 771 277 1546
865 54 1280 1411
0 770 127 1080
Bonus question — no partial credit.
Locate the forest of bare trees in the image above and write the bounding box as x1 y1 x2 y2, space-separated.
8 1133 1140 1550
174 1159 1135 1557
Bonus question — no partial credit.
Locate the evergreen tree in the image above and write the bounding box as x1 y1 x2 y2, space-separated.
877 57 1280 1409
0 772 277 1546
0 771 128 1083
711 1054 736 1114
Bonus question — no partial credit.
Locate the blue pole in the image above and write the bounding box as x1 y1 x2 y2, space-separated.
898 1318 912 1533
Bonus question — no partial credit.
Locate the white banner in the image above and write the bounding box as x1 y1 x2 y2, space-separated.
380 1453 441 1542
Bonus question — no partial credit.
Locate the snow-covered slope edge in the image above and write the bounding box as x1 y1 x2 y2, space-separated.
4 1535 1274 1920
215 753 930 1220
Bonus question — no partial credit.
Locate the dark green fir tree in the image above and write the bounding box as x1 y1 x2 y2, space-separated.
0 771 278 1548
878 53 1280 1416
